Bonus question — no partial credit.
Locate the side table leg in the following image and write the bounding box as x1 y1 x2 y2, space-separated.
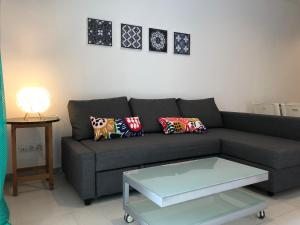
45 123 54 190
11 125 18 196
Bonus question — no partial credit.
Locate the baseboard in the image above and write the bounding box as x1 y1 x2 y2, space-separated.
5 167 63 182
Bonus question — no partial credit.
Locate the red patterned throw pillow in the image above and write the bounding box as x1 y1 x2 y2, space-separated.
158 117 207 135
115 117 144 138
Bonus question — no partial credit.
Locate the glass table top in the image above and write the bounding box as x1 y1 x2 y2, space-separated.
127 189 266 225
124 157 268 201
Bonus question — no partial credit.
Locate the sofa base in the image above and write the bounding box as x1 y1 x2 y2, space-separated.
93 156 300 203
94 156 215 199
96 167 138 197
62 135 300 204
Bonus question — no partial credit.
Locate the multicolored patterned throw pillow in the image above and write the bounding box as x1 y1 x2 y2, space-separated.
90 116 144 141
115 117 144 138
90 116 116 140
158 117 207 135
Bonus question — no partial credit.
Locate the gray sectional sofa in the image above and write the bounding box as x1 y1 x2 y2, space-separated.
62 97 300 205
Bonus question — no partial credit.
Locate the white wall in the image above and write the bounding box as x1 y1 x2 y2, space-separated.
1 0 300 172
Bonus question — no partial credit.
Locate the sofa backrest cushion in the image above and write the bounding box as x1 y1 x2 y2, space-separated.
68 97 131 140
222 111 300 141
129 98 181 133
177 98 223 128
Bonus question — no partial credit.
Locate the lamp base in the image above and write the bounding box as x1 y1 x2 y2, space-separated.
24 112 43 120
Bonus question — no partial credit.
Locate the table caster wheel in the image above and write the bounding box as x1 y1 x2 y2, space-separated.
124 213 134 223
257 210 266 219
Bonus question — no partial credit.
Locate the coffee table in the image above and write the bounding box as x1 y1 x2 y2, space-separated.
123 157 268 225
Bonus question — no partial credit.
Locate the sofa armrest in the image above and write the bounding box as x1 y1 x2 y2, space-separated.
61 137 95 201
221 111 300 141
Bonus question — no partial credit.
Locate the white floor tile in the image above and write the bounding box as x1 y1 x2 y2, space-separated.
273 210 300 225
5 174 300 225
265 201 298 219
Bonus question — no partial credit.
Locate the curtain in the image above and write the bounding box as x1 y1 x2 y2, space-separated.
0 54 10 225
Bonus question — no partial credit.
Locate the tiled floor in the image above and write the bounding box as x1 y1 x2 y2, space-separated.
4 174 300 225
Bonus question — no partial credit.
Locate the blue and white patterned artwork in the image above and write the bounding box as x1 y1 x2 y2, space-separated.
121 24 142 50
149 28 168 53
88 18 112 46
174 32 190 55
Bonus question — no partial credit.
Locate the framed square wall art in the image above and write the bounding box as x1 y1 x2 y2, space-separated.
121 24 142 50
149 28 168 53
88 18 112 46
174 32 190 55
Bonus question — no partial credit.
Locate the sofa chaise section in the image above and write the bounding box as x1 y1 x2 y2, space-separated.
221 111 300 141
212 128 300 170
220 112 300 194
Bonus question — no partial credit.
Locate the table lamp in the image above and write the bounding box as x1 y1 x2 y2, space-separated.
16 87 50 120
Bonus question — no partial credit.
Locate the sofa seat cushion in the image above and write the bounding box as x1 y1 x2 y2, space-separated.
215 128 300 169
81 132 221 171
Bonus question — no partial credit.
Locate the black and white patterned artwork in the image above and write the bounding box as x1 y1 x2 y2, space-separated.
88 18 112 46
149 28 167 52
121 24 142 50
174 32 190 55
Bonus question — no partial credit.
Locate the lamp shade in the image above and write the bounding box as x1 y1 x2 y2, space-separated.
17 87 50 113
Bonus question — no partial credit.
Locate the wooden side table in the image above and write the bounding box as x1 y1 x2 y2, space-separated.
6 116 59 196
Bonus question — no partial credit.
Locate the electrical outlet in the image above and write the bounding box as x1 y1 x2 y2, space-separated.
18 144 43 153
18 146 27 153
35 144 43 152
28 145 35 152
